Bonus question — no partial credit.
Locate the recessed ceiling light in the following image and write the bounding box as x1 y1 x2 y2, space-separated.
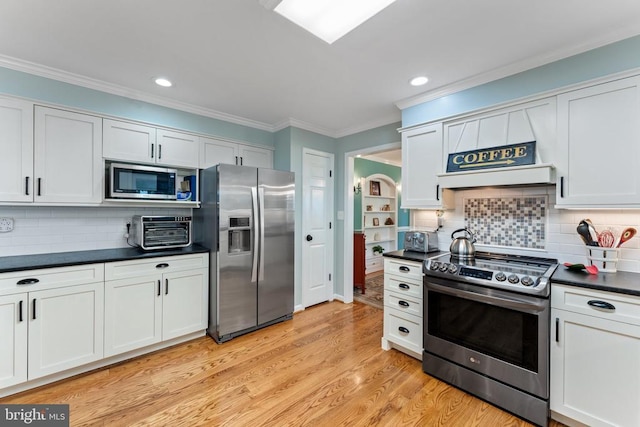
272 0 397 44
410 76 429 86
154 77 173 87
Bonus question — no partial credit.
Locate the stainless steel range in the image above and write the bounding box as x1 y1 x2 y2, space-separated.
422 252 558 427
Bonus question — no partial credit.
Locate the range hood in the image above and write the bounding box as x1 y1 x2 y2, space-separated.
437 163 556 189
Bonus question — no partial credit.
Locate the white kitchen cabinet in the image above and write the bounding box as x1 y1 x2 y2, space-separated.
0 293 27 388
556 75 640 207
551 284 640 427
201 136 273 169
362 174 397 274
401 123 448 208
34 106 103 204
0 97 34 203
381 257 423 359
103 119 200 169
103 254 208 357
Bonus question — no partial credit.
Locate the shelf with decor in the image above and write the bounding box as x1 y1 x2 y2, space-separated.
362 174 397 274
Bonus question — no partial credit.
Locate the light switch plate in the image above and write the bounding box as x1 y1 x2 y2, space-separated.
0 217 14 232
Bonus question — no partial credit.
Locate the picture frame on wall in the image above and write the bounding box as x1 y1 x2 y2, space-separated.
370 180 381 196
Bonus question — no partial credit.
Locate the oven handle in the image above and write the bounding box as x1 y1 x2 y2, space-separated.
426 282 547 313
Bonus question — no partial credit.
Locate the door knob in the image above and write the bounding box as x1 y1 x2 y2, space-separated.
306 234 313 241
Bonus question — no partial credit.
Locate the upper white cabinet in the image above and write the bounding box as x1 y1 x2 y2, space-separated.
401 123 447 208
0 97 33 203
103 119 200 169
556 76 640 207
201 136 273 169
33 106 103 204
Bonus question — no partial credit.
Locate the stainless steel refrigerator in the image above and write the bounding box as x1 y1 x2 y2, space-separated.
194 164 295 343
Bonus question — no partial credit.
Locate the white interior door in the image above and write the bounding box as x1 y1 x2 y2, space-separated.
302 149 334 308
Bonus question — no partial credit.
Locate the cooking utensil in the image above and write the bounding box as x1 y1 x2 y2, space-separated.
450 228 476 259
617 227 637 247
563 262 599 275
577 221 597 246
597 229 615 248
584 218 598 242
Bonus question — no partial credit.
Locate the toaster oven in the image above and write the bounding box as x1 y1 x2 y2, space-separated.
403 230 439 253
131 215 192 250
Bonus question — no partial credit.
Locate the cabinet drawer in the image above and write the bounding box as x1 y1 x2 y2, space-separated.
366 257 384 272
0 264 104 296
105 254 208 281
384 274 422 299
385 291 422 317
384 258 423 281
384 307 422 352
552 284 640 326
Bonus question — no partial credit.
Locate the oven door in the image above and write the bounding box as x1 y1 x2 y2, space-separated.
424 276 549 398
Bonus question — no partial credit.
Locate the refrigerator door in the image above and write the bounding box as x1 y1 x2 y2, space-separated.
217 164 259 337
257 168 295 325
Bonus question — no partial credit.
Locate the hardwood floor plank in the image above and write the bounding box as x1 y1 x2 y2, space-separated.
1 301 565 426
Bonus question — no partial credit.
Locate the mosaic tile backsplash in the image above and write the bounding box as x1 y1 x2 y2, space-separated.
464 196 547 249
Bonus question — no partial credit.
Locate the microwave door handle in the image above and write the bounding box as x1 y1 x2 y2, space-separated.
251 187 259 283
426 281 545 314
258 187 265 282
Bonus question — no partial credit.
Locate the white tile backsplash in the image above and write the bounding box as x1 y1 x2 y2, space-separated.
412 185 640 273
0 206 191 257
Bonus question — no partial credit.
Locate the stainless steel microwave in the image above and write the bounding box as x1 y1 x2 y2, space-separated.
109 163 177 200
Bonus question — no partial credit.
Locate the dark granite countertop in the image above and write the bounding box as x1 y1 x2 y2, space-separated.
383 249 447 263
0 244 210 273
551 266 640 297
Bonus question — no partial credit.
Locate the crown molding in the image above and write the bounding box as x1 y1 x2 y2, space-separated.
334 113 400 138
0 54 275 132
396 27 640 110
273 117 338 138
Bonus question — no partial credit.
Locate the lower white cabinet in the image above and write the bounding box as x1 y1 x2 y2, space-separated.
381 258 423 359
0 294 28 388
104 254 208 357
551 284 640 427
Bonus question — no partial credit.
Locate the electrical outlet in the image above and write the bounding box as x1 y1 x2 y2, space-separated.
0 217 14 232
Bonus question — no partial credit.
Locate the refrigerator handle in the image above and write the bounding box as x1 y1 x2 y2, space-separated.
251 186 259 283
258 187 265 281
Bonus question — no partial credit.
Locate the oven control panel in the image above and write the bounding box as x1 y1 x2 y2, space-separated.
425 260 540 289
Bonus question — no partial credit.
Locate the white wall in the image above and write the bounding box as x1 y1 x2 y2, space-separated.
413 186 640 273
0 206 191 256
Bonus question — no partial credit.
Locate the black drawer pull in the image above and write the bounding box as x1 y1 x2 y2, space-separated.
398 326 410 334
156 263 169 269
19 300 23 322
398 300 410 307
17 278 39 285
398 283 410 290
587 300 615 311
399 266 410 272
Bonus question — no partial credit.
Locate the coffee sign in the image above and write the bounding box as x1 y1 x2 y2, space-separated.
446 141 536 173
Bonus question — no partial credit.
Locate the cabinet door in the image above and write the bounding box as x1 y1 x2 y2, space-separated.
34 107 103 204
156 129 200 168
104 276 162 357
0 293 27 388
401 123 444 208
161 269 208 341
551 308 640 426
238 145 273 168
103 119 156 163
200 137 239 168
556 76 640 206
28 283 104 380
0 98 34 202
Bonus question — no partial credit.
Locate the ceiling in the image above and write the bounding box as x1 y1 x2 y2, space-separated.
1 1 640 138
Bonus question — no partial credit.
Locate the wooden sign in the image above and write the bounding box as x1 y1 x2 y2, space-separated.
446 141 536 173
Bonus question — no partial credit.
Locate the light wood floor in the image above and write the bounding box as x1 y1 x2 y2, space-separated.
1 301 565 426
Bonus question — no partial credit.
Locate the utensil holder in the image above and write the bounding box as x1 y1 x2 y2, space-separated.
586 247 619 273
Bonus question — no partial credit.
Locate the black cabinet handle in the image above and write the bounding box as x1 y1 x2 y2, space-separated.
398 326 410 334
436 184 440 201
37 178 42 196
587 300 615 311
165 279 169 295
25 176 29 196
560 176 564 198
235 156 238 165
157 280 161 296
151 144 154 158
398 283 410 290
398 301 409 307
158 144 162 160
17 278 39 285
399 266 410 272
240 157 243 165
156 263 169 269
555 318 559 342
32 299 36 320
19 300 23 322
